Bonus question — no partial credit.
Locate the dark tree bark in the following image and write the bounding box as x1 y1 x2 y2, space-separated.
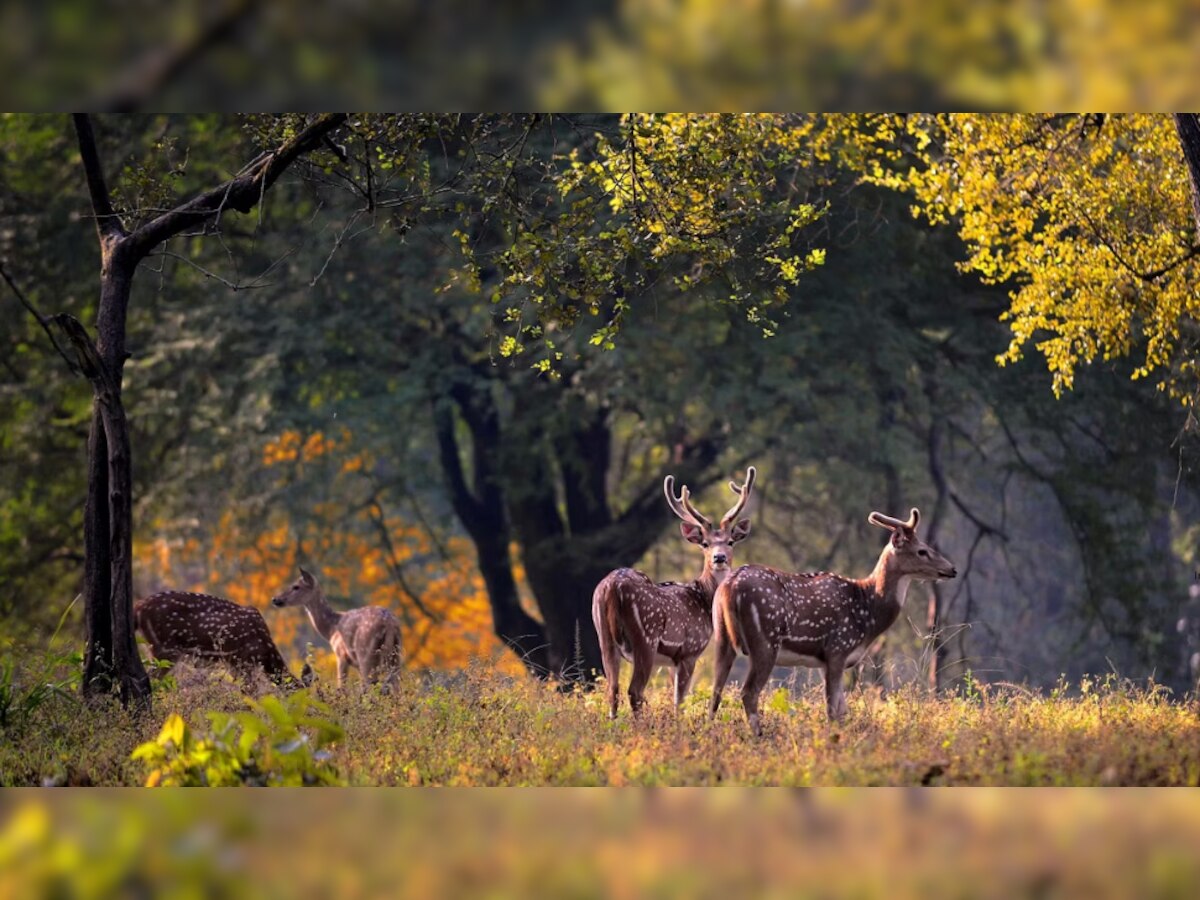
64 113 346 706
55 313 148 703
1173 114 1200 240
431 361 728 684
923 390 951 692
432 383 552 677
505 389 725 685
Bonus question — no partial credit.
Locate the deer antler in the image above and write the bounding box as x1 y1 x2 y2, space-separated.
664 475 712 530
720 466 757 528
867 507 920 532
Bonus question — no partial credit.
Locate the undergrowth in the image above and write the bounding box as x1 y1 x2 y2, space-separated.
1 652 1198 786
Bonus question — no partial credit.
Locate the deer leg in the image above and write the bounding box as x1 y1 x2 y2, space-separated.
605 657 622 719
383 664 400 694
335 651 350 689
824 658 848 722
673 658 697 712
360 644 378 688
710 627 737 720
627 644 656 717
741 645 778 738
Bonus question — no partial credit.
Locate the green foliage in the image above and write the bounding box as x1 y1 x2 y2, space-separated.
132 691 345 786
0 650 79 732
0 597 80 732
527 114 828 348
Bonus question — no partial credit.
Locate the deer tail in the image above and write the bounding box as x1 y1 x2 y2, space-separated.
592 577 622 685
715 579 746 656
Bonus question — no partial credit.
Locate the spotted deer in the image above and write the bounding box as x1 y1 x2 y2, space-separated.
271 567 403 691
134 591 312 690
592 466 756 718
711 507 956 735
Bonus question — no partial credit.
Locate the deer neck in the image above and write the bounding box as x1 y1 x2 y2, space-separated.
861 548 912 636
302 592 342 640
693 565 729 605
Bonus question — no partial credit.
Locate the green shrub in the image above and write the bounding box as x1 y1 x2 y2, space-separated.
132 691 345 786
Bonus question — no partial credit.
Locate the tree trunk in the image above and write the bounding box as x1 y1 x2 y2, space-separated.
507 395 724 685
519 541 607 683
432 389 552 677
923 395 951 692
474 531 553 677
65 113 348 707
80 410 113 694
1173 114 1200 239
56 293 151 706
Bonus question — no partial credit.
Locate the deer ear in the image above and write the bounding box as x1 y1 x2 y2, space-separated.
299 567 315 585
890 529 909 548
731 518 752 543
679 522 705 545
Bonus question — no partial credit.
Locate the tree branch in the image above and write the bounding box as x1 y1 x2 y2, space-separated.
1080 206 1200 283
948 490 1009 541
432 400 485 527
0 259 79 374
49 314 112 394
97 0 262 112
72 115 125 240
367 499 441 623
127 113 348 260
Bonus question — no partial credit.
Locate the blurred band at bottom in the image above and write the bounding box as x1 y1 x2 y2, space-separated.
1 789 1198 898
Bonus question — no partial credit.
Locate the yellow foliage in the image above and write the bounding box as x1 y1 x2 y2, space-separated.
541 0 1200 110
825 113 1200 403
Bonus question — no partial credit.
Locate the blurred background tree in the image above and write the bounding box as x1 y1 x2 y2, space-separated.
4 1 1199 110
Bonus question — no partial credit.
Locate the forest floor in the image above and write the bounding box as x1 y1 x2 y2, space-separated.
2 654 1199 786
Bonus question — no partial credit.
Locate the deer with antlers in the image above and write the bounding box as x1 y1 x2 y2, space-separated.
710 507 956 736
271 567 403 692
134 591 312 690
592 466 756 718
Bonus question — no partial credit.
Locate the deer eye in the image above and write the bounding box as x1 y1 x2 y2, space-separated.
701 541 710 548
918 549 929 558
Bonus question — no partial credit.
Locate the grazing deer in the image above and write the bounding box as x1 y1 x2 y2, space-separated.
592 466 756 718
134 591 312 690
711 507 956 736
271 567 403 691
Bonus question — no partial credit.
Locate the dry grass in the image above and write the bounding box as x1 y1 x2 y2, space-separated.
1 655 1198 786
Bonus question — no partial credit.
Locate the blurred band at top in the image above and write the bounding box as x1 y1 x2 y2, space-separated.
2 0 1198 111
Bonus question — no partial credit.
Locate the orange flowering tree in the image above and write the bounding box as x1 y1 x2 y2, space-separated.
135 428 531 677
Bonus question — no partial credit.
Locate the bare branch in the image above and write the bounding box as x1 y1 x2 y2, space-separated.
127 113 349 260
0 259 80 374
367 499 441 623
948 490 1010 541
150 249 285 291
72 115 125 240
49 314 111 390
97 0 263 112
